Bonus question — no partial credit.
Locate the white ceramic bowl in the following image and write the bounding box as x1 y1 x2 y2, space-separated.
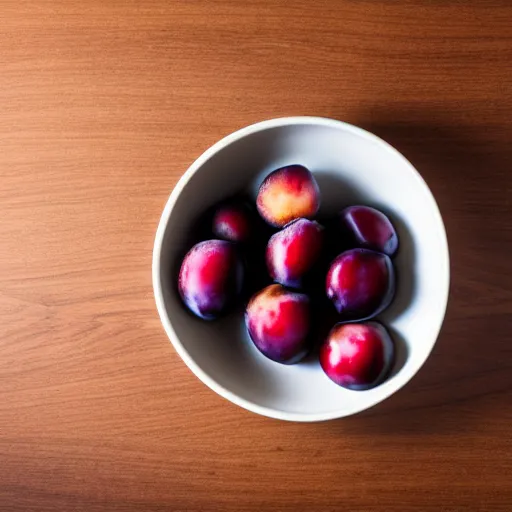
153 117 449 421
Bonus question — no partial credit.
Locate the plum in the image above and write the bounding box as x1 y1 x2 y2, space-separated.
212 200 253 243
326 248 395 320
266 218 324 288
319 322 395 390
178 240 243 320
340 205 398 256
245 284 311 364
256 165 320 227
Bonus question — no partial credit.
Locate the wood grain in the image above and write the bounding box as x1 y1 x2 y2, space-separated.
1 1 511 510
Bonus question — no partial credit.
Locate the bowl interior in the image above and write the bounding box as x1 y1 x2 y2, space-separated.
154 119 449 420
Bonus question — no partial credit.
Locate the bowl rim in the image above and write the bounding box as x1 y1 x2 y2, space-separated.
152 116 450 422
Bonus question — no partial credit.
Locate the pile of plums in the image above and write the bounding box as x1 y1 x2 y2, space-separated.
178 165 400 391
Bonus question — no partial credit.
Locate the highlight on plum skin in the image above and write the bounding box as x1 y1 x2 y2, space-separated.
245 284 311 364
340 205 398 256
256 165 320 228
319 322 395 390
266 218 324 288
178 240 244 320
212 200 253 243
326 248 395 321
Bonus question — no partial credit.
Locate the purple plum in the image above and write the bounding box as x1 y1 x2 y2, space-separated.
266 218 324 288
320 322 395 390
326 248 395 320
245 284 311 364
340 205 398 256
256 165 320 227
178 240 243 320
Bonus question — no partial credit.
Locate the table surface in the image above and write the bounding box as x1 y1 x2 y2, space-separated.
1 1 511 511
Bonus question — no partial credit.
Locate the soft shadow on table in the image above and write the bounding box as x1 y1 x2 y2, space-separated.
321 107 512 435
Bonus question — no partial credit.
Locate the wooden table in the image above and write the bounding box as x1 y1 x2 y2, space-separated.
1 2 511 511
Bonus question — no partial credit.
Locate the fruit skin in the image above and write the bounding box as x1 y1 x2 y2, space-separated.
212 200 253 243
266 218 324 288
245 284 311 364
178 240 244 320
326 248 395 321
340 205 398 256
256 165 320 227
319 322 395 390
